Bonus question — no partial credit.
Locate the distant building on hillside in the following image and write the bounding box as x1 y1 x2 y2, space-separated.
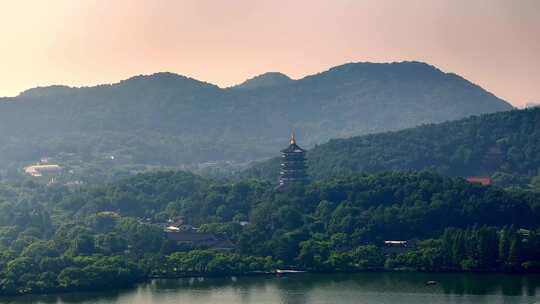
164 223 234 251
24 164 62 177
278 132 308 190
382 240 414 254
465 176 492 186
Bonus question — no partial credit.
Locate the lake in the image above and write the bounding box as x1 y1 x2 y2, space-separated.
3 272 540 304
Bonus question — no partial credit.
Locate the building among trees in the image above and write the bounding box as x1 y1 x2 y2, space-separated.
465 176 492 186
24 164 62 177
278 132 308 190
164 222 234 251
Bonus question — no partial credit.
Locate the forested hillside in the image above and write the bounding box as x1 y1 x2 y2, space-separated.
1 171 540 295
245 108 540 187
0 61 511 182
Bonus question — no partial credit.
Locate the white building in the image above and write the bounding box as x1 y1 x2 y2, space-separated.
24 164 62 177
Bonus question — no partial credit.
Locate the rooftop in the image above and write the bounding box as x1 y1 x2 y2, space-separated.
465 176 492 186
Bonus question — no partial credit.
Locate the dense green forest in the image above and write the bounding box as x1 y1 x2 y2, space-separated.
245 108 540 188
1 171 540 296
0 61 511 183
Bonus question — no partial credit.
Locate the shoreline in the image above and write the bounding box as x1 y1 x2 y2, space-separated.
4 268 540 298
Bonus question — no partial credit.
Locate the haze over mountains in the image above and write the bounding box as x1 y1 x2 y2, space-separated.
0 61 512 180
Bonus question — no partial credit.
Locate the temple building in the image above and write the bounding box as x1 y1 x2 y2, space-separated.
278 132 308 190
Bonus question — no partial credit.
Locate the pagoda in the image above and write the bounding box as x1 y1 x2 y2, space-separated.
278 132 308 190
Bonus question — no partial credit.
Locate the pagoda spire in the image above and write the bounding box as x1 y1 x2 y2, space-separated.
278 132 308 190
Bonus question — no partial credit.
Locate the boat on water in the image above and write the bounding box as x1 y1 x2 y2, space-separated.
275 269 307 277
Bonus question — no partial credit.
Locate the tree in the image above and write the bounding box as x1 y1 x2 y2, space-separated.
531 173 540 192
476 227 498 269
498 227 510 263
69 233 95 256
6 257 35 281
352 245 384 269
21 241 58 260
507 235 524 270
57 267 87 289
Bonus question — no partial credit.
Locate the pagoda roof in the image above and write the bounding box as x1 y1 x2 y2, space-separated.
281 142 305 153
281 132 306 153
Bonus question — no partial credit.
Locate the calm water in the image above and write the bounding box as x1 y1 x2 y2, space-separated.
3 272 540 304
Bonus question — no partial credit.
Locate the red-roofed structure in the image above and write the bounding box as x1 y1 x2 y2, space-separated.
465 176 492 186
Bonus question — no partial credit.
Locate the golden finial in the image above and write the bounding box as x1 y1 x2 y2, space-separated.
290 131 296 145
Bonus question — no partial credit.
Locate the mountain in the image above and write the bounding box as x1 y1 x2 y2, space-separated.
232 72 293 90
0 61 513 181
244 107 540 187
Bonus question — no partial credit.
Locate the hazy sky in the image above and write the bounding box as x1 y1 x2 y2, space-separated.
1 0 538 107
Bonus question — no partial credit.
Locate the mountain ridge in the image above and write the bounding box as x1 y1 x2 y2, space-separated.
0 61 514 182
232 72 293 90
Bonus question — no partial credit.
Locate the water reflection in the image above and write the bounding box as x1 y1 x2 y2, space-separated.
1 288 125 304
3 272 540 304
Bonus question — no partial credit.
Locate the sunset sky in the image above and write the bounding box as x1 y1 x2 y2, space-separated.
1 0 538 107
